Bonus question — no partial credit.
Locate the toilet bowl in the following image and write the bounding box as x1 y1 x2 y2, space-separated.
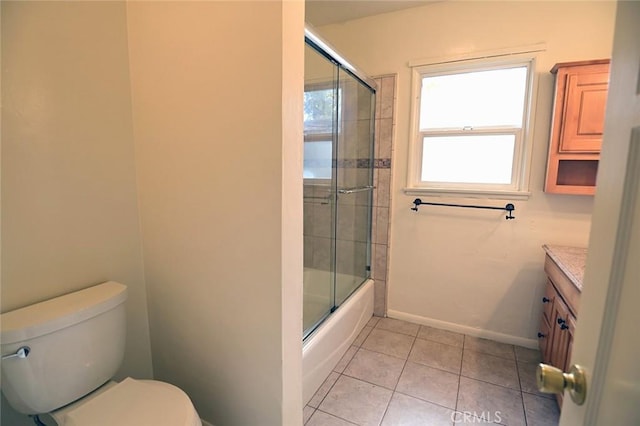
50 378 201 426
0 282 201 426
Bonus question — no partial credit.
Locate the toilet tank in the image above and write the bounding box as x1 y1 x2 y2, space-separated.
0 282 128 414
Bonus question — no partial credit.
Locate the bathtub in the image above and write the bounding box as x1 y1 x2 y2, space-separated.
302 272 374 404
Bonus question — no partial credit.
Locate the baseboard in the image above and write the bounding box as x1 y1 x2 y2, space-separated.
387 309 539 349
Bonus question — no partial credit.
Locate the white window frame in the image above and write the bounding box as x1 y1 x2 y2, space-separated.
406 52 539 200
303 81 338 185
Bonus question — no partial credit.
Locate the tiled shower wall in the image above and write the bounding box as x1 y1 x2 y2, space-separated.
371 74 396 316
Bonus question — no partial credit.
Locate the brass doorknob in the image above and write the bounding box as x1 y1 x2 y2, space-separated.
537 363 587 405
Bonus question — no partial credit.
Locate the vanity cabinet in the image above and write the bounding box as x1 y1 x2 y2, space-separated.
545 59 610 195
539 254 581 408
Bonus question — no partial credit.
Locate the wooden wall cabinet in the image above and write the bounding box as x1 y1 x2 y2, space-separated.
545 59 610 195
539 255 580 408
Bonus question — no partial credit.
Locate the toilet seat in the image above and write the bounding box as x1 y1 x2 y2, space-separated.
51 378 201 426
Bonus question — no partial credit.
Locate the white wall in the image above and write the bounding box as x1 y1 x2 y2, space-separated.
1 2 153 424
126 2 304 425
317 1 616 344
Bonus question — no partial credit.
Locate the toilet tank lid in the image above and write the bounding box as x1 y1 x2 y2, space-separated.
1 282 127 345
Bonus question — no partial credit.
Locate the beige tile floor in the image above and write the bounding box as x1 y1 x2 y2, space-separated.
304 316 560 426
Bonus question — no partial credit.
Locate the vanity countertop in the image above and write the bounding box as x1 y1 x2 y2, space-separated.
542 244 587 291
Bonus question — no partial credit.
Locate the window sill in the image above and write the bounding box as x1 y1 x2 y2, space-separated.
403 187 531 201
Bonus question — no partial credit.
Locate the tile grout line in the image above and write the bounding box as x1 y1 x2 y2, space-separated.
457 374 526 393
459 345 525 392
515 357 556 401
318 316 382 426
303 406 315 425
377 331 418 425
310 317 551 426
353 345 409 362
314 407 360 425
306 322 370 424
374 324 533 416
461 343 522 426
454 334 466 422
308 355 356 423
391 387 460 412
458 337 521 426
306 372 339 419
387 325 464 419
513 348 530 426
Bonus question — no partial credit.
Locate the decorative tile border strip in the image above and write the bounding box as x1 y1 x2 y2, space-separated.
374 158 391 169
304 158 391 169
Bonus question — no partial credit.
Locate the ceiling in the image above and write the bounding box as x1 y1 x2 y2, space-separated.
305 0 438 27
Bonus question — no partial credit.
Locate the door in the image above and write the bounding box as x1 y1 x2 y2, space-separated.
559 67 609 153
302 43 338 337
333 68 375 307
559 2 640 424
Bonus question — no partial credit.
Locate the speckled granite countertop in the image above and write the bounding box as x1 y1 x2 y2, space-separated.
542 244 588 291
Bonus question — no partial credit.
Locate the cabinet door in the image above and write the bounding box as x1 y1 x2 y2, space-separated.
552 297 576 409
542 280 556 323
563 314 576 372
539 314 553 363
550 296 571 370
539 281 556 363
559 69 609 153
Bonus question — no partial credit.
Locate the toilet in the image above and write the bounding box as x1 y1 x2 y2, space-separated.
0 281 201 426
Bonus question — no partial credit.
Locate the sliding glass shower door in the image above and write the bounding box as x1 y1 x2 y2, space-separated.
303 43 337 336
334 69 375 307
303 38 375 339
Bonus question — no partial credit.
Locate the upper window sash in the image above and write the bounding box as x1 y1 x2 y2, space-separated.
418 65 529 132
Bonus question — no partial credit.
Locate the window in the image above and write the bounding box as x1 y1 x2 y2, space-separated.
407 56 536 198
303 86 336 180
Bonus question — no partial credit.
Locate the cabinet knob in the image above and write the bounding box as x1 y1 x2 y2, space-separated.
542 297 550 303
537 332 546 338
557 317 566 325
560 323 569 330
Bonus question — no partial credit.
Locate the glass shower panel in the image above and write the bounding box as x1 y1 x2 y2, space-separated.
334 69 375 307
303 44 337 336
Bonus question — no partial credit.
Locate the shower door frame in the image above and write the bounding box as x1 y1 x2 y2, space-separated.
303 27 377 340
